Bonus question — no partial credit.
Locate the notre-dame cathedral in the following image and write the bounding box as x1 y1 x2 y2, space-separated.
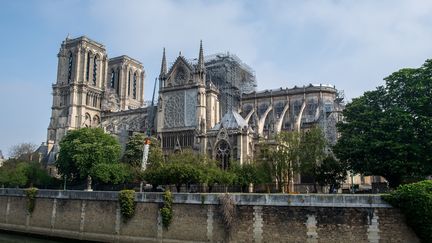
43 36 343 172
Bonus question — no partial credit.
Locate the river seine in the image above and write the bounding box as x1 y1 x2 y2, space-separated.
0 231 72 242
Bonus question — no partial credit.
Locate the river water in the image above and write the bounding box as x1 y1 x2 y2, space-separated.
0 231 70 243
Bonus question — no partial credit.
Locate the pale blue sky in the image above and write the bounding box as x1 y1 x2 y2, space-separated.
1 0 432 157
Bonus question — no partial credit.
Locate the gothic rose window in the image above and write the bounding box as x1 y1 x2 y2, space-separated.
164 94 184 128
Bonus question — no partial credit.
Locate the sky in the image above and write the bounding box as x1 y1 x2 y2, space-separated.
1 0 432 157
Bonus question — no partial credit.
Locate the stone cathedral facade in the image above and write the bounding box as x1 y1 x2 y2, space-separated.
43 36 343 172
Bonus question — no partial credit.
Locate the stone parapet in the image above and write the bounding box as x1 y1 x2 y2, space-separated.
0 189 390 208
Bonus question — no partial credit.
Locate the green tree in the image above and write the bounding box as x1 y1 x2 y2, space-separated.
123 133 164 181
143 150 207 192
56 128 123 189
0 159 51 188
259 131 301 193
230 162 266 192
314 155 348 193
334 59 432 187
299 126 327 192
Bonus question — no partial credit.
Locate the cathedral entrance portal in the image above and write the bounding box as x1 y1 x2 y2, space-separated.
216 140 231 170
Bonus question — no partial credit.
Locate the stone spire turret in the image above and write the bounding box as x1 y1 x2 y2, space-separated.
159 47 167 79
197 40 205 74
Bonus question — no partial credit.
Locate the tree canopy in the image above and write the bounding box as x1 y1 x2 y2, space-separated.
258 131 301 193
56 128 125 186
0 159 52 188
123 133 164 172
334 59 432 187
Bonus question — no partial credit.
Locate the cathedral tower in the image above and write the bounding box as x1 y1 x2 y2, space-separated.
157 42 212 153
106 56 145 111
46 36 108 161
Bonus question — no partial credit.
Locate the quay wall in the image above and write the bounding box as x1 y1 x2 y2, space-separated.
0 189 419 242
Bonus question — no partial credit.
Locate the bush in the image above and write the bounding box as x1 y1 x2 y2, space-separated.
160 190 173 228
383 180 432 242
118 190 136 221
24 187 38 214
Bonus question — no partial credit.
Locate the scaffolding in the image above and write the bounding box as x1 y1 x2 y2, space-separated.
204 52 257 114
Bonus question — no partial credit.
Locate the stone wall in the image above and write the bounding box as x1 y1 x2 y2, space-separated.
0 189 419 243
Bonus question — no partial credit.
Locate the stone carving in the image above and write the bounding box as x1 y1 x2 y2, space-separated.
184 91 197 126
175 67 186 85
101 88 120 112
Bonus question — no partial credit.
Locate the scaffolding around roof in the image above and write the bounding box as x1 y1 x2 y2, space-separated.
203 52 257 114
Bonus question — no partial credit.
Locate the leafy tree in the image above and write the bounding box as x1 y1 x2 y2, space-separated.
91 163 131 185
56 128 122 189
8 143 37 159
123 133 147 168
314 155 348 193
230 162 269 192
143 150 206 191
259 131 301 193
0 160 27 187
334 59 432 187
299 126 327 192
123 134 164 168
123 133 164 182
0 159 51 188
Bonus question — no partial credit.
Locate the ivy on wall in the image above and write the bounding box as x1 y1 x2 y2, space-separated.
160 190 173 229
118 190 136 222
24 187 38 214
383 180 432 242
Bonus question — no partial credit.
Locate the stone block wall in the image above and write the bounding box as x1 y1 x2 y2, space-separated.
0 189 419 242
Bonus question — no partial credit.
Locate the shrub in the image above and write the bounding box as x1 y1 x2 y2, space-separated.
160 190 173 228
118 190 136 221
24 187 38 214
383 180 432 242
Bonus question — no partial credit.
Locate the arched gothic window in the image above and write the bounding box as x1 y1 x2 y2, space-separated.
216 140 231 170
86 52 90 81
84 113 91 127
93 55 98 85
67 52 73 83
133 72 137 99
116 68 120 95
110 69 115 88
127 70 131 96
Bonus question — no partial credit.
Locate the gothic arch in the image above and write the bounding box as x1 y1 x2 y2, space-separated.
133 71 137 99
67 51 73 83
93 54 100 86
257 103 272 136
214 139 231 170
93 115 100 127
83 113 91 127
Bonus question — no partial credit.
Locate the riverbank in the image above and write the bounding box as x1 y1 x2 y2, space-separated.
0 189 419 242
